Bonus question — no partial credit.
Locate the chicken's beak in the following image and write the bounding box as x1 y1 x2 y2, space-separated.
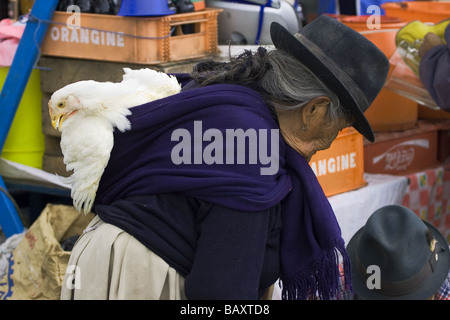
51 110 78 132
48 102 59 131
49 105 63 132
52 115 64 131
48 99 78 131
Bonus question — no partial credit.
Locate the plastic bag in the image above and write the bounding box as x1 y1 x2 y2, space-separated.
395 18 450 77
0 204 93 300
384 49 439 110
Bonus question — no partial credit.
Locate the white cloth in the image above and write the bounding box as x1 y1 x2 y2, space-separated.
330 173 409 244
60 215 186 300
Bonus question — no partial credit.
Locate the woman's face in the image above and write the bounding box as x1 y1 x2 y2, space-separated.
276 97 353 162
311 115 353 152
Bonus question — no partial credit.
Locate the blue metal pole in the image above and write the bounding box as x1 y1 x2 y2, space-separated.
0 0 59 237
0 176 23 237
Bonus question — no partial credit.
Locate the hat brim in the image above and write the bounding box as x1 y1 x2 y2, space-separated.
270 22 375 142
346 220 450 300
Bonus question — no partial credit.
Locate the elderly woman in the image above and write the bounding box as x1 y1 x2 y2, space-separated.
61 16 389 300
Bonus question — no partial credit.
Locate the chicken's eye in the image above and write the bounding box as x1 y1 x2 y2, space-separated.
58 101 66 108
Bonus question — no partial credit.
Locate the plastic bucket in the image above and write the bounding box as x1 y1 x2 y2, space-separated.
1 68 44 168
382 1 450 23
363 89 419 132
342 15 419 132
341 15 406 57
118 0 176 16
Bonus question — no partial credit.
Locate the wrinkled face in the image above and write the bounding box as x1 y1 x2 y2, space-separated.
276 97 355 162
292 114 353 162
311 115 353 152
48 91 81 132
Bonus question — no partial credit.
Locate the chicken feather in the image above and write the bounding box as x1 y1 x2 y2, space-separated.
48 68 181 214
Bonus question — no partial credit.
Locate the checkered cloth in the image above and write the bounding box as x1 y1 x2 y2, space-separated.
335 264 450 300
402 165 450 243
435 270 450 300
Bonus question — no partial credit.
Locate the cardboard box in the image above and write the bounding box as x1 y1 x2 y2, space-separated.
434 120 450 163
309 128 366 197
41 9 222 64
364 121 438 175
438 129 450 164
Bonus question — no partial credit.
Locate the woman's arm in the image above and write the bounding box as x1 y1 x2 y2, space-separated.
184 201 280 300
419 25 450 112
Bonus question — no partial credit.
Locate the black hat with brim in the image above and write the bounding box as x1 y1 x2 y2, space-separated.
346 205 450 300
270 16 390 142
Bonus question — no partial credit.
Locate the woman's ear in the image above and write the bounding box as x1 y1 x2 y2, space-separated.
301 96 331 128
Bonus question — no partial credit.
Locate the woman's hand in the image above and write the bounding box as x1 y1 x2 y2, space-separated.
419 32 445 58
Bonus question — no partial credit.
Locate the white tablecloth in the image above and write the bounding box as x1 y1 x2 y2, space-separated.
330 173 409 245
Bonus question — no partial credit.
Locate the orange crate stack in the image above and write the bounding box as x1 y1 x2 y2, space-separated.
382 1 450 23
363 121 439 176
41 9 222 64
309 128 366 197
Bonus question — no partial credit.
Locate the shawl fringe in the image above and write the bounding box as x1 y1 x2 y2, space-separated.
280 239 352 300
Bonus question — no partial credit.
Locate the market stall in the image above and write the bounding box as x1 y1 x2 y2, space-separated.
0 0 449 302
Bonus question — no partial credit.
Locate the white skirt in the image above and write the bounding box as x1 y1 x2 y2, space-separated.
60 215 186 300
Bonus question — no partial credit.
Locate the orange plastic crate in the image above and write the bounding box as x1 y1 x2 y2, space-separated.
309 128 366 197
364 121 438 176
382 1 450 23
341 15 419 132
41 9 221 64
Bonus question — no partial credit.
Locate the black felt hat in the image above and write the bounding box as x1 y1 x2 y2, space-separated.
346 205 450 300
270 15 390 142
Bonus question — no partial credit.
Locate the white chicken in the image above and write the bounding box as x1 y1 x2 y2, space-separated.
48 68 181 214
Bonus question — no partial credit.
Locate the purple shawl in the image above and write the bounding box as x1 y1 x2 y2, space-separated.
95 82 351 300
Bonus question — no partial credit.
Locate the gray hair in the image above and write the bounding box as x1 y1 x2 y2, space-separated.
260 49 353 126
191 47 354 126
